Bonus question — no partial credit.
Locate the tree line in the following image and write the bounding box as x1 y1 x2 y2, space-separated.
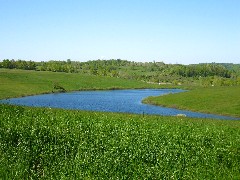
1 59 240 86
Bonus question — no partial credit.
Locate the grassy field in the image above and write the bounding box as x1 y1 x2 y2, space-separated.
1 104 240 179
0 68 163 99
0 69 240 179
143 86 240 118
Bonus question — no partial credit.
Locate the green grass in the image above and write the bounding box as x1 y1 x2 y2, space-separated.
1 68 240 179
143 86 240 118
0 68 161 99
1 104 240 179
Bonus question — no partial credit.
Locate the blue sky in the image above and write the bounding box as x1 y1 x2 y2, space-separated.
0 0 239 64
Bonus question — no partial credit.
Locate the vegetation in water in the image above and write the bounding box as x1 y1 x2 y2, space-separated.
1 104 240 179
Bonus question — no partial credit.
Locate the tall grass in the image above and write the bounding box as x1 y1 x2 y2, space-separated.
1 104 240 179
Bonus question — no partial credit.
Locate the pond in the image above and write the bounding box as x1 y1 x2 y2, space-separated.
1 89 239 120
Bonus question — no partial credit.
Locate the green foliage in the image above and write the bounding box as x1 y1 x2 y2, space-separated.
1 59 240 85
220 63 240 76
143 86 240 118
169 63 231 78
1 104 240 179
0 59 36 70
53 82 66 92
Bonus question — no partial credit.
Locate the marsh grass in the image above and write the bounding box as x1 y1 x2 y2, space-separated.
1 104 240 179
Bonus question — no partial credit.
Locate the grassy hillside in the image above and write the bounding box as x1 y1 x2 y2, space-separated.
1 104 240 179
0 69 162 99
143 86 240 118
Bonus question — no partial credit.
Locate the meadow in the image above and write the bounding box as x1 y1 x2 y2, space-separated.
0 69 240 179
143 86 240 118
0 68 162 99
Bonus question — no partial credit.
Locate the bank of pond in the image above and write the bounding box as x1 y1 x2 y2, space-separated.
1 89 239 120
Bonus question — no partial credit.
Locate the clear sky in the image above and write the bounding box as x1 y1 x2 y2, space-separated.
0 0 239 64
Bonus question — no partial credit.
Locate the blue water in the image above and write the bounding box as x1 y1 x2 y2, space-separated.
1 89 239 120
